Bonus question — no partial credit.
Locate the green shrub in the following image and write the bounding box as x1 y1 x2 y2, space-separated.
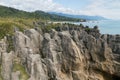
0 18 35 40
85 27 92 34
0 22 14 39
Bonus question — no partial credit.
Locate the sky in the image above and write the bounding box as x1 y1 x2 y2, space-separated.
0 0 120 20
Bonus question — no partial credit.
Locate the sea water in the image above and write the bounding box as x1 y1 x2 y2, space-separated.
74 20 120 34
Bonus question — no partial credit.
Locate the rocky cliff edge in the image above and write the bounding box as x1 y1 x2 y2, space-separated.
0 26 120 80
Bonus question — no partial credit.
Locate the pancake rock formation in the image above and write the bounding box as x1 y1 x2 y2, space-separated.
0 26 120 80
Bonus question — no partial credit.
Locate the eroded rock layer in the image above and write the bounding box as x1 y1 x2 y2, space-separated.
0 26 120 80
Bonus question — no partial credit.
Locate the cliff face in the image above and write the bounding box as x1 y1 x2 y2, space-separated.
0 26 120 80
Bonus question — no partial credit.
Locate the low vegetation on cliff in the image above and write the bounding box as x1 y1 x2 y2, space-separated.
0 18 35 39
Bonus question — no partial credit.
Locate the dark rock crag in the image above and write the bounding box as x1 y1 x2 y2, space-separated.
0 26 120 80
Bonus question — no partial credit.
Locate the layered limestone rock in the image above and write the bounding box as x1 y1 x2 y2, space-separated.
1 51 13 80
0 26 120 80
11 71 20 80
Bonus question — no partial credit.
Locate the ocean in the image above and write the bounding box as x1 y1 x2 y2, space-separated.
74 20 120 34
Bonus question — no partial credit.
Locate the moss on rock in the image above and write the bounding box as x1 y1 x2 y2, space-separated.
13 62 29 80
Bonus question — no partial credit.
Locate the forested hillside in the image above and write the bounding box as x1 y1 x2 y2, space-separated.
0 5 85 21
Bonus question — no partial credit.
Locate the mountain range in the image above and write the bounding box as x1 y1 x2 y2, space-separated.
48 12 107 20
0 5 84 22
0 5 106 21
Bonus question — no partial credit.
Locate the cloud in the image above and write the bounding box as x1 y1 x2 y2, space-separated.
0 0 76 16
81 0 120 19
0 0 56 11
0 0 120 19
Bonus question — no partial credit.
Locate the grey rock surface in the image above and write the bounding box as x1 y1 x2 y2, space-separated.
1 51 13 80
0 27 120 80
11 71 20 80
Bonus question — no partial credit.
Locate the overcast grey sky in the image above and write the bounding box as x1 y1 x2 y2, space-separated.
0 0 120 19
